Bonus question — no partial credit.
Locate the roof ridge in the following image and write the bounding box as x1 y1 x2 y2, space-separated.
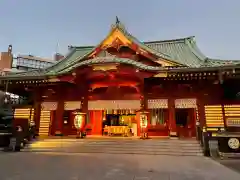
208 58 240 62
184 38 207 62
44 47 77 73
69 37 197 48
144 36 195 44
70 45 94 49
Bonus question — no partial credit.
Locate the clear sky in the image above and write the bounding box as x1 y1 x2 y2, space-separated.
0 0 239 60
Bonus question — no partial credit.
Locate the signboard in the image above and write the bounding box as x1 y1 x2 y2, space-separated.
228 138 240 150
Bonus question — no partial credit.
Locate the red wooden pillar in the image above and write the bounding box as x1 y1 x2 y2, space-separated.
34 102 41 133
55 100 64 135
91 110 103 135
136 111 141 136
168 98 177 137
81 96 88 113
191 108 197 137
221 104 227 128
144 97 151 127
197 98 206 128
33 88 41 133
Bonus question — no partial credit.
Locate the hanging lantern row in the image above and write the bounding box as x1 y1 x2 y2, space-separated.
103 109 137 115
88 100 141 110
168 70 235 77
2 77 64 85
165 70 236 80
2 79 48 84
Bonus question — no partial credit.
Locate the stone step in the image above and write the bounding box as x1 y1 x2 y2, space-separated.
23 148 203 156
25 145 203 152
25 138 203 156
38 139 200 146
31 142 202 150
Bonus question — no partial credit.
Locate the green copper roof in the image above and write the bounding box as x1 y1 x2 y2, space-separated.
1 17 240 80
145 37 204 67
46 46 94 74
43 18 240 72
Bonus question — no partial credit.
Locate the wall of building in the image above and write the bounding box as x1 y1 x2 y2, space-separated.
0 45 13 70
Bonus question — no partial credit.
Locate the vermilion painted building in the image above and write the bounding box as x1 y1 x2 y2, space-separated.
1 18 240 138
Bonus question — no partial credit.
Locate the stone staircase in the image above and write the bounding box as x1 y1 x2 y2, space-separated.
23 138 203 156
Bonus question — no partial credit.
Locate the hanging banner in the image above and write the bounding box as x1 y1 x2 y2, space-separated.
88 100 141 110
147 99 168 109
41 102 57 110
175 98 197 109
64 101 81 110
140 114 148 128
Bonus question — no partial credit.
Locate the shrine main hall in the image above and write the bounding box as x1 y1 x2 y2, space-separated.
1 18 240 138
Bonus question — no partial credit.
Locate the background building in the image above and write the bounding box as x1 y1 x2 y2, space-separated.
15 55 54 71
0 45 63 104
0 45 13 72
0 45 64 72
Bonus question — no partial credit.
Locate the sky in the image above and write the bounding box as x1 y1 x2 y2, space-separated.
0 0 240 60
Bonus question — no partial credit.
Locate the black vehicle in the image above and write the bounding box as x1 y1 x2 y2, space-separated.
0 92 24 151
202 127 240 158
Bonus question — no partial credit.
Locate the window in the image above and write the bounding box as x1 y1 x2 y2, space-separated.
150 109 168 125
17 66 28 71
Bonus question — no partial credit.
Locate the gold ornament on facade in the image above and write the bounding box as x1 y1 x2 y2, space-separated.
154 72 168 78
48 78 60 82
93 64 118 71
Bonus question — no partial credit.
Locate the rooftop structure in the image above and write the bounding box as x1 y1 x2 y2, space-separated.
15 54 55 71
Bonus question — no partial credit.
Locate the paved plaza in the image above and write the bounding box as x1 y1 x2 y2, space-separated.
0 151 239 180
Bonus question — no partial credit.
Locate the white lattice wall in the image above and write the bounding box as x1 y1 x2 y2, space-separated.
64 101 81 110
175 98 197 108
41 102 58 110
147 99 168 109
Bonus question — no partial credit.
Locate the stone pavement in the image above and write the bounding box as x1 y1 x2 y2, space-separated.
219 158 240 173
0 152 239 180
